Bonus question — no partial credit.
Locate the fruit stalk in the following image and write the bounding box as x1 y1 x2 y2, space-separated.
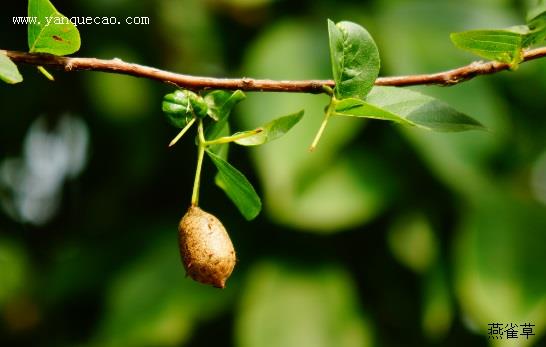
191 119 206 206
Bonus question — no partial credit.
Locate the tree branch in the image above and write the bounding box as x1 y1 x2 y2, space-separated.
3 47 546 93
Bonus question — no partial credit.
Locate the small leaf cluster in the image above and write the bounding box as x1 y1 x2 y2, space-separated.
162 88 303 220
310 20 485 151
450 6 546 67
327 20 484 130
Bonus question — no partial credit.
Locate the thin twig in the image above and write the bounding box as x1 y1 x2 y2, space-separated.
3 47 546 92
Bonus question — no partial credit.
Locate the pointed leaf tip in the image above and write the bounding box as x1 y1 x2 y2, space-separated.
336 87 486 132
235 110 304 146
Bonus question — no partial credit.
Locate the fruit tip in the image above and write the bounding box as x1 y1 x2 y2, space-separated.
214 279 226 289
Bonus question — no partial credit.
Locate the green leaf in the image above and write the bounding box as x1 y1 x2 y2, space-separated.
328 19 380 99
235 110 304 146
204 90 246 122
28 0 81 55
335 97 408 124
162 90 193 128
336 87 485 132
0 52 23 84
450 29 524 65
206 150 261 220
525 10 546 46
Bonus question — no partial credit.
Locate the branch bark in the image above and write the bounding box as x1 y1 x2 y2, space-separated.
3 47 546 93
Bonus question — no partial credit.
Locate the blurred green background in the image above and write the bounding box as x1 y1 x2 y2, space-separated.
1 0 546 346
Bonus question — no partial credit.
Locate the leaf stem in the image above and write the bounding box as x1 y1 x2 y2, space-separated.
37 66 54 81
322 85 334 95
204 128 263 146
309 98 336 152
191 119 206 206
168 117 196 147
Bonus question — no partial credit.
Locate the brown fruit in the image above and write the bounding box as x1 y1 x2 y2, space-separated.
178 206 236 288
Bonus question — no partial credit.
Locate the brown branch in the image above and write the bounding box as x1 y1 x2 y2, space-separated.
3 47 546 93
